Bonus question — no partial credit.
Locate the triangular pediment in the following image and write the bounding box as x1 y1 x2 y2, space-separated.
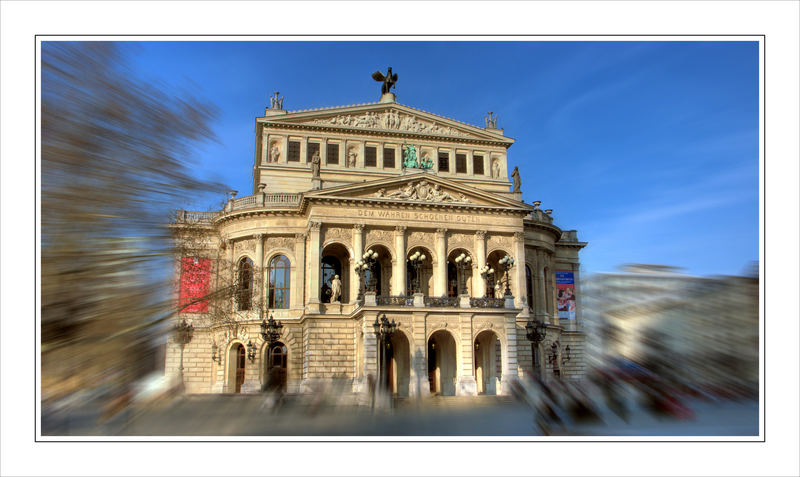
304 172 531 210
260 103 512 144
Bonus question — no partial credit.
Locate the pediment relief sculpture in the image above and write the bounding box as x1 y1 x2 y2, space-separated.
373 181 471 204
305 111 474 138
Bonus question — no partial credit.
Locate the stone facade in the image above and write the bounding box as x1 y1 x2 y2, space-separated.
169 92 587 397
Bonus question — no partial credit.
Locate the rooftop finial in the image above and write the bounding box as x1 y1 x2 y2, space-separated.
372 67 398 103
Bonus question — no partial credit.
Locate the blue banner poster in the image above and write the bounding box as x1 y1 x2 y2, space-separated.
556 271 576 319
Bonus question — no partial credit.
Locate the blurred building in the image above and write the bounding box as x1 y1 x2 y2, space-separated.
582 264 759 396
169 82 587 398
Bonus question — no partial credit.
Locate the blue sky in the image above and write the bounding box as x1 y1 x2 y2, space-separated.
129 40 759 277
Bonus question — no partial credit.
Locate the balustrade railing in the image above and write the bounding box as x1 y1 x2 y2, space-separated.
424 296 459 307
375 295 415 306
469 297 506 308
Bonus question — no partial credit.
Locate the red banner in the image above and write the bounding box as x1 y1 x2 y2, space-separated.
179 257 210 313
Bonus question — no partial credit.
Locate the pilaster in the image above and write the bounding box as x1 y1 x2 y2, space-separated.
513 231 527 309
474 230 487 296
434 228 447 296
393 226 407 296
351 224 364 302
292 233 306 309
306 221 322 313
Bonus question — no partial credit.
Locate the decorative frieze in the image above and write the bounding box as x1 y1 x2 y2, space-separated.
365 228 393 245
264 236 295 250
487 233 511 249
323 226 351 244
306 111 472 138
374 180 471 204
447 232 472 251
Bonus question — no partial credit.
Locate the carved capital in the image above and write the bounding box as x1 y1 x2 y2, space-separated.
514 231 525 241
395 225 407 234
294 232 307 242
436 228 447 236
308 221 322 231
353 224 365 231
255 233 265 240
475 230 487 239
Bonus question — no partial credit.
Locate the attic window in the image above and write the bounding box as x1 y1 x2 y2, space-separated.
383 147 395 168
438 152 449 172
288 141 301 162
326 143 339 165
473 154 484 175
365 146 377 167
456 154 467 173
307 142 320 163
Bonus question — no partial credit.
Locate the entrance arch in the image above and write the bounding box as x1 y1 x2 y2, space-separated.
389 332 410 397
227 343 246 393
474 330 502 395
364 244 392 297
263 341 288 392
321 243 350 303
427 330 457 396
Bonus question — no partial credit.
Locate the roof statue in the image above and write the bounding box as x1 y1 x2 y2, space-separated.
402 142 433 170
484 111 498 128
270 91 284 110
372 67 398 96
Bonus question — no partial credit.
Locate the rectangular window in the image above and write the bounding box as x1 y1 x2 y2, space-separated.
365 146 377 167
438 152 449 172
455 153 467 173
287 141 300 162
306 142 320 163
473 154 484 175
383 147 395 168
326 143 339 165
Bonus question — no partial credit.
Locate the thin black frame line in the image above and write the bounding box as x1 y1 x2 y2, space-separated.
33 34 766 445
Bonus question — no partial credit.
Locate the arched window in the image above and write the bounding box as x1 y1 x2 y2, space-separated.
526 265 534 311
268 255 291 309
236 257 254 311
321 256 342 302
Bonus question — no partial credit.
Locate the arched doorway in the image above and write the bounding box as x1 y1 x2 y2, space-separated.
447 248 474 297
406 246 433 296
487 250 511 298
364 244 392 297
389 332 410 397
227 343 246 393
321 243 350 303
428 330 457 396
474 330 502 395
264 342 288 392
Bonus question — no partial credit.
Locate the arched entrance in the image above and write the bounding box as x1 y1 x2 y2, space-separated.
474 330 502 395
263 342 288 392
389 332 410 397
487 250 511 297
364 244 392 297
428 330 457 396
227 343 246 393
321 243 350 303
406 246 433 295
447 248 474 297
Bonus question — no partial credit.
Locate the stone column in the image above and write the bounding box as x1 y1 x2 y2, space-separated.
255 234 265 311
292 233 306 309
261 130 269 165
393 226 407 296
466 150 474 175
536 249 548 322
434 228 447 297
378 142 385 168
306 221 322 313
351 224 364 303
359 142 366 168
456 313 477 396
321 137 327 165
226 239 235 311
301 136 308 164
474 230 487 297
282 136 289 165
513 232 527 310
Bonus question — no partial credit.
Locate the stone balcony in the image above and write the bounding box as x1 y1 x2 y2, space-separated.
174 192 303 224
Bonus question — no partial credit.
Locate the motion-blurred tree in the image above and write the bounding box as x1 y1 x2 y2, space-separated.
41 42 225 416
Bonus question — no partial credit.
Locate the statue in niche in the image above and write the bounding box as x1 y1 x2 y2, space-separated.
270 144 280 163
348 150 357 168
330 275 342 303
402 143 418 169
511 166 521 192
311 151 321 178
372 67 398 95
492 159 501 179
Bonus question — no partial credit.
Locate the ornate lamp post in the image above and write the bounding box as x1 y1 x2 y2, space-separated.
260 313 283 345
479 264 495 298
498 254 515 297
407 251 426 294
525 318 547 379
356 249 379 294
454 252 472 296
174 318 194 391
372 313 397 391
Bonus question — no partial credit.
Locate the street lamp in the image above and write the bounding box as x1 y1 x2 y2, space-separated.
454 252 472 296
260 313 283 345
356 249 379 295
479 264 495 298
247 340 258 362
174 318 194 390
498 254 515 297
372 313 397 391
407 251 426 294
525 318 547 379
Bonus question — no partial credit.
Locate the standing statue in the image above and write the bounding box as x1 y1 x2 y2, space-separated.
270 144 281 163
402 143 418 169
330 275 342 303
270 91 284 110
311 151 321 178
511 166 521 192
372 67 398 95
492 159 501 179
348 150 357 168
